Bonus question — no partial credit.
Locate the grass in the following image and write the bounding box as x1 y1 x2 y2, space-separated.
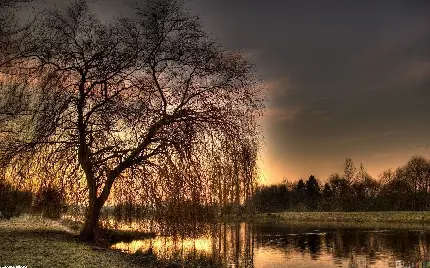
254 211 430 229
0 215 223 268
0 216 145 268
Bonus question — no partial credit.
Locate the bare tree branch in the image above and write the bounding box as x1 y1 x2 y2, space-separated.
0 0 264 240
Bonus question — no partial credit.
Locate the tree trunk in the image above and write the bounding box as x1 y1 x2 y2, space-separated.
80 182 103 241
79 172 115 241
80 195 102 241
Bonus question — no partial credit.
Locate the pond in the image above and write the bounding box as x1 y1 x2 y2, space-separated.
111 222 430 267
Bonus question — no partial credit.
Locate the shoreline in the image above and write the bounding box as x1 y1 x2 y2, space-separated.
255 211 430 222
249 211 430 230
0 216 219 268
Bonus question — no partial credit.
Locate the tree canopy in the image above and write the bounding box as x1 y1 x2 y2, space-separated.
0 0 264 239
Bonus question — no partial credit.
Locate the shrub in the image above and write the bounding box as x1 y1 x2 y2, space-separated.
32 183 66 219
0 179 33 219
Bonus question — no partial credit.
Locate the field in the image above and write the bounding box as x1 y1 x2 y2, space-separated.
255 211 430 229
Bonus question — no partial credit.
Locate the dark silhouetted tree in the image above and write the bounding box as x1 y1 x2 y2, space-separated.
395 156 430 210
327 173 352 211
0 0 264 240
293 179 306 209
378 170 412 210
350 163 379 210
321 183 334 211
253 182 291 212
305 175 321 210
343 158 356 183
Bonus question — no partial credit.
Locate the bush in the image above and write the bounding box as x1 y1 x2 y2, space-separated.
0 179 33 219
32 183 66 219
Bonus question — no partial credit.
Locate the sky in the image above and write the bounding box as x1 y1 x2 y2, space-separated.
183 0 430 184
37 0 430 184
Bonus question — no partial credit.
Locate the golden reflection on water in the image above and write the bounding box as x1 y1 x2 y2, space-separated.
253 247 397 268
112 236 213 257
101 218 152 232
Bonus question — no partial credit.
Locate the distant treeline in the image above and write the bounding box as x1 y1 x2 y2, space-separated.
252 155 430 212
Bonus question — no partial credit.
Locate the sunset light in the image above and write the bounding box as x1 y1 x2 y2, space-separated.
1 0 430 267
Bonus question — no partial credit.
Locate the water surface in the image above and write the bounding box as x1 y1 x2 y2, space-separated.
112 222 430 267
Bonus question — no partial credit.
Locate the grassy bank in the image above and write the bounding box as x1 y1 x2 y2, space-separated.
257 211 430 223
0 216 145 268
254 211 430 229
0 216 221 268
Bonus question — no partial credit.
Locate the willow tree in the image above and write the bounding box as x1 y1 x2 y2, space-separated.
0 0 263 240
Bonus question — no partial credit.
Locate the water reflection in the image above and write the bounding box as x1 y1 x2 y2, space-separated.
112 222 430 267
113 237 212 258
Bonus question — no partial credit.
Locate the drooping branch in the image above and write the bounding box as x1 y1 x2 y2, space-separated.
0 0 264 239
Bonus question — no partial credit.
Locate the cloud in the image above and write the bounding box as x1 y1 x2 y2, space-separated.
363 60 430 92
373 153 394 158
311 109 349 115
265 105 304 122
238 49 261 59
354 17 430 65
264 75 294 96
400 61 430 84
412 145 429 150
306 60 430 104
334 129 403 145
